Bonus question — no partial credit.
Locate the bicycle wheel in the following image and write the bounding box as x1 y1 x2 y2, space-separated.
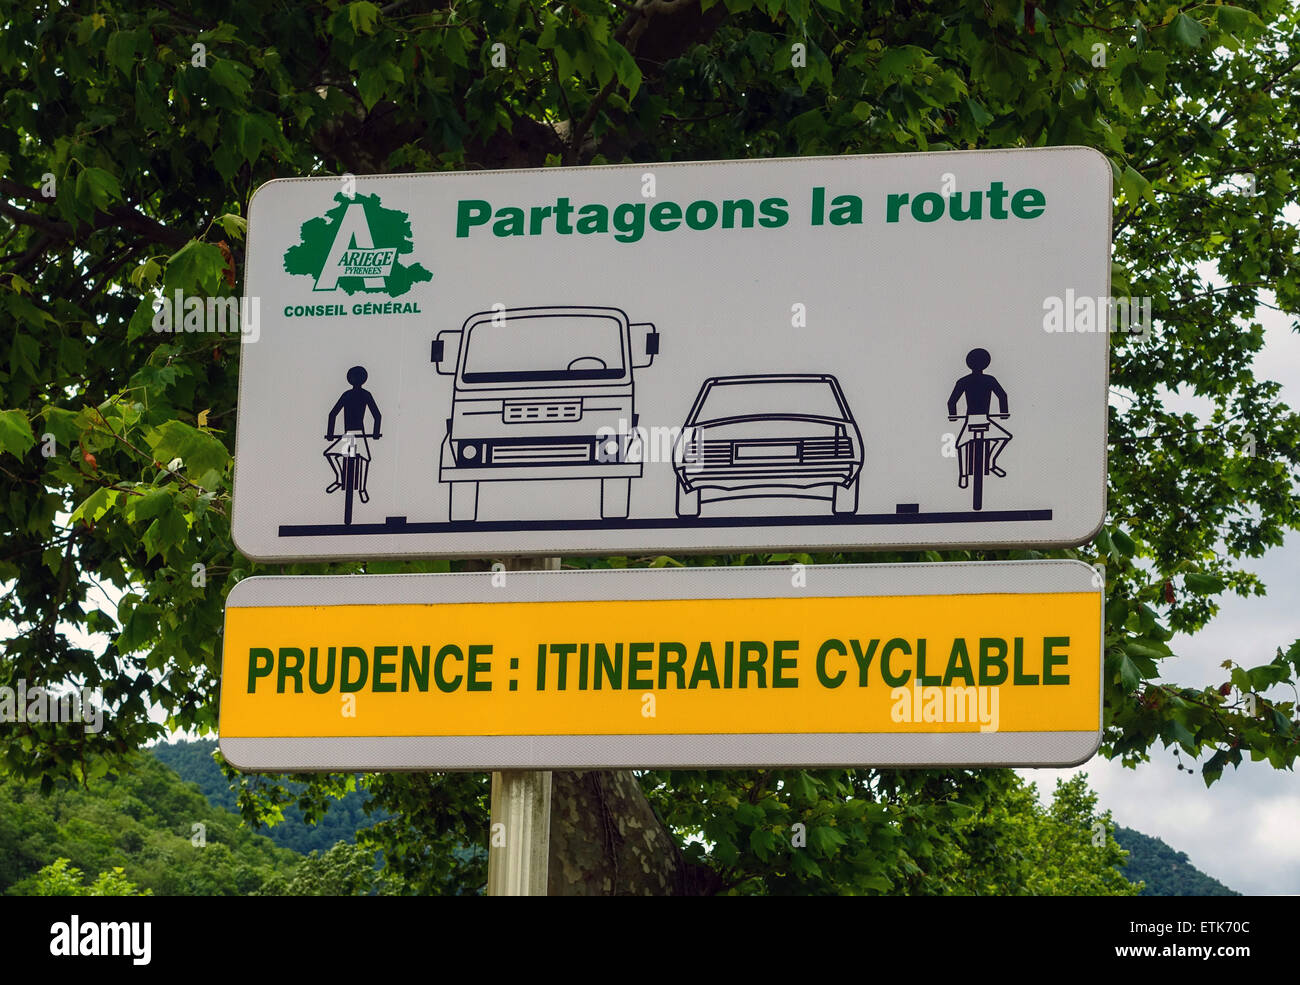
343 455 355 526
972 437 986 511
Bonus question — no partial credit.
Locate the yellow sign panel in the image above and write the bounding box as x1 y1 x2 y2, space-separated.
218 563 1102 769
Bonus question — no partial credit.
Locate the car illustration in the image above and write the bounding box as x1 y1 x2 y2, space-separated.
431 305 659 521
672 374 863 517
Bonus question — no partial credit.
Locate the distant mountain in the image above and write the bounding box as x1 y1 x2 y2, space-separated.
151 738 387 855
0 753 300 896
1114 826 1240 896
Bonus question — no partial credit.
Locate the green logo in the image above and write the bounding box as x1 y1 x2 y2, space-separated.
284 192 432 297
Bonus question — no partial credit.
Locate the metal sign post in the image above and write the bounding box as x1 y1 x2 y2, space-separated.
488 555 557 896
487 768 552 896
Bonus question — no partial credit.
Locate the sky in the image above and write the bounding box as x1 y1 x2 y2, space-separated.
1023 287 1300 896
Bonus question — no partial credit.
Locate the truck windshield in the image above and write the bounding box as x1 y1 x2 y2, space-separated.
694 378 847 423
461 314 627 383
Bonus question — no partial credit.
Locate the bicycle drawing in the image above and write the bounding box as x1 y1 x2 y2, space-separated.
946 348 1012 512
324 365 382 526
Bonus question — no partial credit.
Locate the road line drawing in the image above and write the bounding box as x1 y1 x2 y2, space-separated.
431 306 659 521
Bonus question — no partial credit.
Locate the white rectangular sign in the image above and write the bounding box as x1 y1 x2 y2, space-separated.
232 147 1112 560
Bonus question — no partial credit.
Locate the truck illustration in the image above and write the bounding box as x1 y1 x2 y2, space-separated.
431 305 659 521
671 374 863 517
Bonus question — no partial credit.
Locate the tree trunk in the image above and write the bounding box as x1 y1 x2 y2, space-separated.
547 770 722 895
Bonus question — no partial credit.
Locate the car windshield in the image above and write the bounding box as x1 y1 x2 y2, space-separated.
462 314 627 382
694 379 846 422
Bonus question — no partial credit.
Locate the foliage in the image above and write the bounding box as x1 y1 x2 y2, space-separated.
25 857 152 897
1 0 1298 894
0 752 300 896
353 772 490 896
640 767 1139 895
253 841 388 896
951 773 1138 896
1113 825 1240 896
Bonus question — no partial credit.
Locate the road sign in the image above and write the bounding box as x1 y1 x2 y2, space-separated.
232 147 1113 560
218 560 1103 771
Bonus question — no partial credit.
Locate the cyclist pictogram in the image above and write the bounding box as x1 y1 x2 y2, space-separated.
324 365 383 526
947 348 1012 511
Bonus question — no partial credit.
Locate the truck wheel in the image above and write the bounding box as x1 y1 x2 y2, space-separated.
449 482 478 522
600 478 630 519
832 480 858 515
676 484 701 518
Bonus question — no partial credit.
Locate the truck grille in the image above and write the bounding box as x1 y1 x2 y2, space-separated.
491 443 592 462
503 400 582 423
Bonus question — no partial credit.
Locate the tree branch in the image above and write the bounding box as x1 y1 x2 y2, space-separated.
0 178 190 251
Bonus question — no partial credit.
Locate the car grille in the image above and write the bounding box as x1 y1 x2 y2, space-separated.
691 436 853 464
491 443 591 462
799 436 855 460
503 400 582 423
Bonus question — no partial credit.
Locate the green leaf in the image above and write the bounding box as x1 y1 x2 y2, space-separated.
965 96 993 128
234 115 270 165
1117 655 1142 692
789 771 818 805
1169 13 1208 49
142 505 189 560
38 407 82 449
70 487 119 524
1126 640 1170 661
127 296 158 342
358 67 387 111
347 1 381 35
145 421 229 478
128 258 162 289
808 825 848 854
1246 663 1288 690
163 240 228 294
1214 5 1259 35
130 488 173 523
0 409 37 458
215 214 247 240
748 827 778 857
106 30 138 77
1111 529 1135 556
1183 572 1226 594
208 57 252 100
1119 165 1155 205
608 41 642 100
76 167 122 211
443 26 469 69
1118 63 1146 110
1169 717 1196 750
